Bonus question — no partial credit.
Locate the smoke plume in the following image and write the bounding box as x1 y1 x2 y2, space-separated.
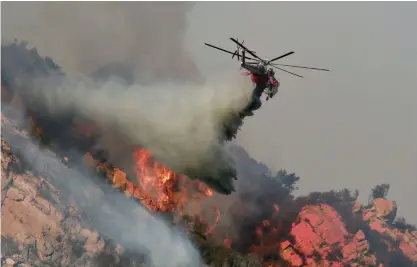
2 2 254 192
29 73 251 183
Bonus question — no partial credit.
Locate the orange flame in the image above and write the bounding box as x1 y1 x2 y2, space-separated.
131 147 226 238
132 148 217 215
133 148 178 212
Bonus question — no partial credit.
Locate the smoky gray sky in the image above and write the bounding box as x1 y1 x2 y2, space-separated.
185 2 417 221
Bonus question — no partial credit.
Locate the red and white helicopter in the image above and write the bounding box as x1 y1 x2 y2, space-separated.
205 38 330 115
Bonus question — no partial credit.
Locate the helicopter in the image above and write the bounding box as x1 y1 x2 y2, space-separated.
204 37 330 140
205 38 330 107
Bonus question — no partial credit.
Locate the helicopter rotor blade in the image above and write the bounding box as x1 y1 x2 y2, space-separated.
206 38 329 79
272 66 303 78
232 49 238 60
267 51 295 63
230 37 263 62
271 63 329 71
205 43 255 61
232 38 239 60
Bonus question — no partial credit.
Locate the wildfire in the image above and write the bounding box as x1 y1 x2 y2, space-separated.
85 144 283 261
132 147 216 213
83 141 285 262
132 148 177 212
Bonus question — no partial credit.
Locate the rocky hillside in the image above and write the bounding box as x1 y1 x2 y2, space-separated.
1 117 148 267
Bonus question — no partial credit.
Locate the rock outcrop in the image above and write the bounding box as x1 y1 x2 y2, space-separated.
278 204 377 266
1 133 144 267
259 201 417 266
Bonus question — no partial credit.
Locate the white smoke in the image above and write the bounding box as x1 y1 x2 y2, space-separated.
28 73 252 182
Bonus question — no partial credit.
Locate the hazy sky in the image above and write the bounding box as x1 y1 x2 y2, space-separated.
185 2 417 221
2 2 416 222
